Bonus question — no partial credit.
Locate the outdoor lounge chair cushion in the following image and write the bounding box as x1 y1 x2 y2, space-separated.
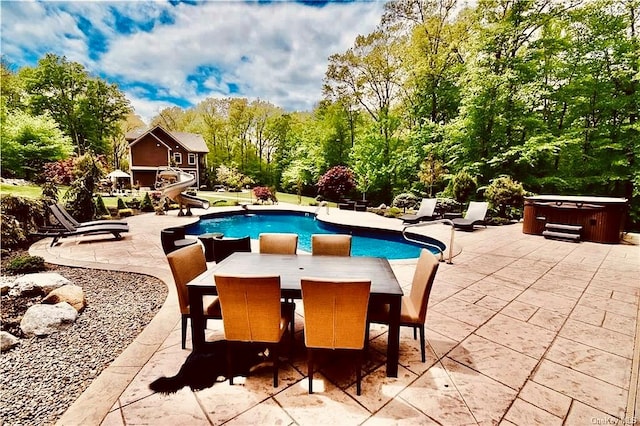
451 201 488 230
399 198 438 223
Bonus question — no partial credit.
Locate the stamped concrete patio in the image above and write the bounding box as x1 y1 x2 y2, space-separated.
29 205 640 426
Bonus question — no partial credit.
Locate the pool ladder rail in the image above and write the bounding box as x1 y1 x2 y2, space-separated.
402 219 459 264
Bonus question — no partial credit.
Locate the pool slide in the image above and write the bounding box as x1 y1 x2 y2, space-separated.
160 169 210 210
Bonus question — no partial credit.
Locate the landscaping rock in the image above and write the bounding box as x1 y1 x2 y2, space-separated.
20 302 78 337
0 275 16 295
9 273 71 297
42 285 86 312
0 331 19 351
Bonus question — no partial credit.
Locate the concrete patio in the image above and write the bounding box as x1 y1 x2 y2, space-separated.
29 205 640 426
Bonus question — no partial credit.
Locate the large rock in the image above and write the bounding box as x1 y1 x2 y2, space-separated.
0 331 19 351
9 273 71 297
20 302 78 337
42 284 86 312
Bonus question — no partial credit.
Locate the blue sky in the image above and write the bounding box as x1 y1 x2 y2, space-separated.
1 0 385 123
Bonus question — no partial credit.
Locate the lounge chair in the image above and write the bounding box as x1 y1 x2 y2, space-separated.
49 203 127 227
450 201 488 231
33 221 129 247
399 198 438 224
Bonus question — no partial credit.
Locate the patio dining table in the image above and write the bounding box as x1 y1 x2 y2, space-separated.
187 252 404 377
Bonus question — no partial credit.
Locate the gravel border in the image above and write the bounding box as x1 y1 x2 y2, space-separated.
0 266 167 426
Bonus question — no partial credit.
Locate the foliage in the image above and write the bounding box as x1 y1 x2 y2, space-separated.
450 171 477 205
5 255 46 273
118 208 133 217
140 192 155 212
62 152 105 222
0 195 47 231
253 186 274 204
21 53 131 155
40 181 59 202
484 176 526 219
215 165 253 191
42 158 76 185
418 154 448 198
1 109 73 181
316 165 356 201
95 194 110 217
0 214 28 255
392 193 419 211
117 198 128 210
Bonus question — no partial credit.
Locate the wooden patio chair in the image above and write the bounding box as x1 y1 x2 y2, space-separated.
301 278 371 395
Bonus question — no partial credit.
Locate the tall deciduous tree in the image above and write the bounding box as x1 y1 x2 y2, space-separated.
22 54 130 155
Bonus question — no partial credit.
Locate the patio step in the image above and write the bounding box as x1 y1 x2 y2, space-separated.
543 223 582 242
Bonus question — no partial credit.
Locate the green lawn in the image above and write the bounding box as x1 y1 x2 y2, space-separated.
0 183 332 208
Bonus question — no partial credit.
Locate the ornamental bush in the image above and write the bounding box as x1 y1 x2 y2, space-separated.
484 176 525 219
392 193 418 212
253 186 273 204
451 171 477 205
140 192 155 212
316 166 355 201
6 255 46 274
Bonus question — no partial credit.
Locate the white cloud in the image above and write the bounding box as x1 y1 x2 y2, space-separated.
1 1 385 124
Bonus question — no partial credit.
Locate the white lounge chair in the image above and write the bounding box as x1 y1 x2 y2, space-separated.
399 198 438 224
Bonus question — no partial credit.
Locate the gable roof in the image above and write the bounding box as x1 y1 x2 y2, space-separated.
126 125 209 153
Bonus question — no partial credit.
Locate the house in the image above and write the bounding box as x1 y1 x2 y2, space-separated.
126 126 209 189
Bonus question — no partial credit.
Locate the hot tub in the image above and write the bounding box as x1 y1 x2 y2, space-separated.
523 195 628 243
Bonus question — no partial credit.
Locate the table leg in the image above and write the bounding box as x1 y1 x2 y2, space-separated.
188 287 206 350
386 296 401 377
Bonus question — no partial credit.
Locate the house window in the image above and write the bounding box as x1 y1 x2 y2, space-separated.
173 152 182 164
188 153 197 165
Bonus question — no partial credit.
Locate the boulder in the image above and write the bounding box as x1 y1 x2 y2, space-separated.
42 284 86 312
9 273 71 297
0 331 19 351
20 302 78 337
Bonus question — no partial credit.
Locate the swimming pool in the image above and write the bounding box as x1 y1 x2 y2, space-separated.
184 211 445 259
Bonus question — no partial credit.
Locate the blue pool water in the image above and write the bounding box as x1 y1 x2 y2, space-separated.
184 211 444 259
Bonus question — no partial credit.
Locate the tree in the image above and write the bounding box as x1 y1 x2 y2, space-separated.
23 54 131 155
1 109 73 181
316 165 356 201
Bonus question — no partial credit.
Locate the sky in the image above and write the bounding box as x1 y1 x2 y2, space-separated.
1 0 386 124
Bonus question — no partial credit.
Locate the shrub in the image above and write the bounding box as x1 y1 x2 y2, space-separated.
253 186 274 204
316 166 356 201
117 198 128 209
392 193 418 212
94 194 110 217
451 171 477 204
484 176 525 219
118 208 133 217
0 214 28 255
140 192 155 212
127 198 141 209
6 255 46 274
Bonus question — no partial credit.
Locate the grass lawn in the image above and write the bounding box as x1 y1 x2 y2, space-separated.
1 183 333 208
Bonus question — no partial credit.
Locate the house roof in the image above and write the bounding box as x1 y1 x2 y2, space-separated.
126 126 209 153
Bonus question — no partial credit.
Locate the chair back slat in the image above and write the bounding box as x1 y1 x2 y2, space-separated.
301 279 370 349
215 275 282 342
52 203 82 227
